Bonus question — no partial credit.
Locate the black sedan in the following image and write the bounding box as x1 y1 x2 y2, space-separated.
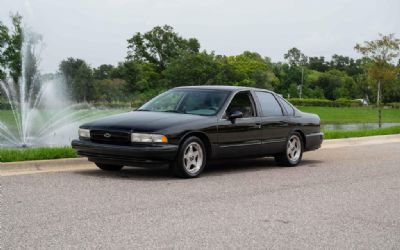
72 86 323 178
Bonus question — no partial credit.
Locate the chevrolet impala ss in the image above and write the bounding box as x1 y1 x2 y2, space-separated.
72 86 323 178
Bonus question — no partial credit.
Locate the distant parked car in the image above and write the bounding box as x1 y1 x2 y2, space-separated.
355 98 369 106
72 86 323 178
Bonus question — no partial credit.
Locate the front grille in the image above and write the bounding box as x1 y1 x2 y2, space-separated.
90 130 131 145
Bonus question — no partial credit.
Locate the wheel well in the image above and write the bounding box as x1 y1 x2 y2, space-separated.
294 129 306 147
180 132 212 157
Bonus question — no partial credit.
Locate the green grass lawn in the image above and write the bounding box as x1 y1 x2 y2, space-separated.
0 109 15 125
0 146 77 162
323 126 400 139
299 106 400 124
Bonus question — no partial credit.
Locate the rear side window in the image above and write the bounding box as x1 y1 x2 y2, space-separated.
255 91 283 117
278 96 295 116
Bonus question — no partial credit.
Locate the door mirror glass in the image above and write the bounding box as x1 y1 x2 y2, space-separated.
228 110 243 120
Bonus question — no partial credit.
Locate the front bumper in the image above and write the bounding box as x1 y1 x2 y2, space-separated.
71 140 178 166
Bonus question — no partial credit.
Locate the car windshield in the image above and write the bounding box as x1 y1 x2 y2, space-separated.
137 89 230 116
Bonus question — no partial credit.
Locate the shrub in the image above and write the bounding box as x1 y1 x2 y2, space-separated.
91 102 132 109
0 101 11 110
386 102 400 109
288 98 362 107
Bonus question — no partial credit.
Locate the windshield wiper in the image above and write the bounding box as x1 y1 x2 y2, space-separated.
136 109 182 113
164 110 181 113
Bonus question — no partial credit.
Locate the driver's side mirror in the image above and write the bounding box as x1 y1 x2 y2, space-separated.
228 110 243 122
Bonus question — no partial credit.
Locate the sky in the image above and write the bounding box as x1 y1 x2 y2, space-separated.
1 0 399 73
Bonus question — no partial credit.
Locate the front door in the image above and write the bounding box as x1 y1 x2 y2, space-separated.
217 91 262 158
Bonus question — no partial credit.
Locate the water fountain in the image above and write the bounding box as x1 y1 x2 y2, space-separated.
0 31 97 148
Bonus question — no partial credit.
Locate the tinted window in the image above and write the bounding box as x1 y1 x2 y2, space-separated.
278 96 295 116
226 92 255 118
255 91 283 117
138 89 229 116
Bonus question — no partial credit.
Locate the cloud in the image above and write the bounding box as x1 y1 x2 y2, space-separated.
1 0 399 73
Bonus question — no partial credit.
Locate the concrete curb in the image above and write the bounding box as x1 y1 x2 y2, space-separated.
322 134 400 149
1 134 399 176
0 157 89 170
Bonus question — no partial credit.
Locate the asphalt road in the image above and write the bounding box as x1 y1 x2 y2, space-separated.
2 142 400 249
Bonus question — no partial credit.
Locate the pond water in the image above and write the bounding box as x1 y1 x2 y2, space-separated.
322 123 400 131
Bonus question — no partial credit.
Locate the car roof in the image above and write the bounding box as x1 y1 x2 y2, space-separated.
174 85 275 93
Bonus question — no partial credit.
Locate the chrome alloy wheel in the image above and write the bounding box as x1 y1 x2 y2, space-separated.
183 142 204 174
287 134 302 163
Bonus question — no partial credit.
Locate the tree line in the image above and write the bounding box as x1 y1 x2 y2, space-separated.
1 14 400 106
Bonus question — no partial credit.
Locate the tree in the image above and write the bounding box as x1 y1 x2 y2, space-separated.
126 25 200 70
308 57 329 72
115 61 164 97
59 58 94 102
0 13 22 84
284 47 308 67
284 48 308 98
22 29 43 96
288 83 299 98
0 20 9 80
313 70 353 100
93 64 115 80
355 33 400 126
222 51 279 89
272 62 303 97
92 79 128 102
163 51 219 86
330 54 363 76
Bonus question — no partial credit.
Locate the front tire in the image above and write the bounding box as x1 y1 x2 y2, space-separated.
95 163 123 171
275 132 303 166
170 136 206 178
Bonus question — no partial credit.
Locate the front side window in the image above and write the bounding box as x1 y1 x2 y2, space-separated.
138 89 229 116
255 91 283 117
226 91 255 118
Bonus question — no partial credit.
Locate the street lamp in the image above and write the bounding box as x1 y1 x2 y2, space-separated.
298 67 304 99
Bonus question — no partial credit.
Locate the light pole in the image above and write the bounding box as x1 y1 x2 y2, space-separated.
377 80 382 128
299 67 304 99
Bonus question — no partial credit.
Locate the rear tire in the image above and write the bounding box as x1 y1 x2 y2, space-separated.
275 132 303 166
95 163 123 171
170 136 206 178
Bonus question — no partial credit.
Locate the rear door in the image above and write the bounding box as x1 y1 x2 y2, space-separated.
217 91 263 157
254 91 289 154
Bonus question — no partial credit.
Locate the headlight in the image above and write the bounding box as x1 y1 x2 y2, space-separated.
131 133 168 143
79 128 90 138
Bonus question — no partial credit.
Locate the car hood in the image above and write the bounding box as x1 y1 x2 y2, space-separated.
81 111 206 132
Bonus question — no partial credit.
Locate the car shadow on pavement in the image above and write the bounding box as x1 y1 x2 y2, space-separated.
74 157 324 180
204 158 324 176
204 157 280 175
75 164 171 181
